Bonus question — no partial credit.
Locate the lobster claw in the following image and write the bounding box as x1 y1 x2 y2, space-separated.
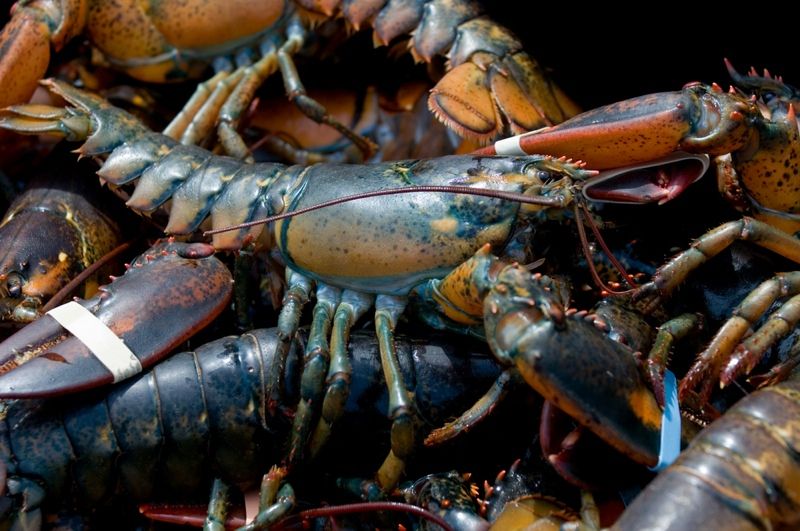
482 263 663 467
0 240 232 398
475 83 761 204
581 151 710 205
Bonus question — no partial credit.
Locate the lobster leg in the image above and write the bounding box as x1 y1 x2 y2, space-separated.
162 71 231 141
204 478 231 531
681 272 800 405
264 271 312 419
636 217 800 310
240 468 295 531
174 69 247 149
164 18 376 161
643 313 702 407
275 21 378 161
373 294 415 494
628 217 800 406
217 52 280 160
286 284 341 466
308 290 373 458
423 368 524 446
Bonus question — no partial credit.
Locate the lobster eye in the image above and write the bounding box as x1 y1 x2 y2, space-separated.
6 273 24 298
524 165 552 182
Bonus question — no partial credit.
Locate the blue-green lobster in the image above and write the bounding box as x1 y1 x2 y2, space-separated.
0 80 669 500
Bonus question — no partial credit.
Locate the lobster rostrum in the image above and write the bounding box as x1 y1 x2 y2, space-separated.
475 64 800 413
0 0 578 161
0 239 232 397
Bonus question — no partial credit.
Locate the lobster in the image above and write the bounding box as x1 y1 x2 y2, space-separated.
610 369 800 530
0 151 124 324
0 239 232 395
471 63 800 413
0 80 678 497
0 327 510 529
0 0 578 160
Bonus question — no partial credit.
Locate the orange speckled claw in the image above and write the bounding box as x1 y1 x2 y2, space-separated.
0 241 232 398
475 83 760 171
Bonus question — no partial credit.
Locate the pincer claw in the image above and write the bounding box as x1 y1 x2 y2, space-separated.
0 240 232 398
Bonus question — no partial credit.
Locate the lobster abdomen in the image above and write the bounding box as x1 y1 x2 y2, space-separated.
612 379 800 530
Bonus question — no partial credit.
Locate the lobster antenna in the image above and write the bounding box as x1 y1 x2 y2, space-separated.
278 501 454 531
204 185 570 236
572 202 633 296
579 202 637 289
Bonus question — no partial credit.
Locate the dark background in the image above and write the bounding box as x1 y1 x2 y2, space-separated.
483 4 798 110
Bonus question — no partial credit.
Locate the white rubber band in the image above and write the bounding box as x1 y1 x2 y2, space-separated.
244 490 259 524
47 301 142 382
494 134 526 155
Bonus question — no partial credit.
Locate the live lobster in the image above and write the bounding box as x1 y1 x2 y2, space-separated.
0 0 579 160
0 80 673 499
612 370 800 530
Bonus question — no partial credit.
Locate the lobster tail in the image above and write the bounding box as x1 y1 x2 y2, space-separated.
428 18 579 141
613 378 800 530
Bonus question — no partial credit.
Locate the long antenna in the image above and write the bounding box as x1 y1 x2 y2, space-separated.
204 184 582 236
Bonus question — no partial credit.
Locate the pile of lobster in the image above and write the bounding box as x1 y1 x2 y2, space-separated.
0 1 798 529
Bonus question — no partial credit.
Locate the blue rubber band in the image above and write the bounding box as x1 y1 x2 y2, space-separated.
649 369 681 472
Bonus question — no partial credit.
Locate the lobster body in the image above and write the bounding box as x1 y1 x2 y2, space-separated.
612 376 800 530
0 328 502 524
276 157 526 295
0 79 576 267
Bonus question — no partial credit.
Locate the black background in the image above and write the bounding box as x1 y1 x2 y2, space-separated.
483 4 799 110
